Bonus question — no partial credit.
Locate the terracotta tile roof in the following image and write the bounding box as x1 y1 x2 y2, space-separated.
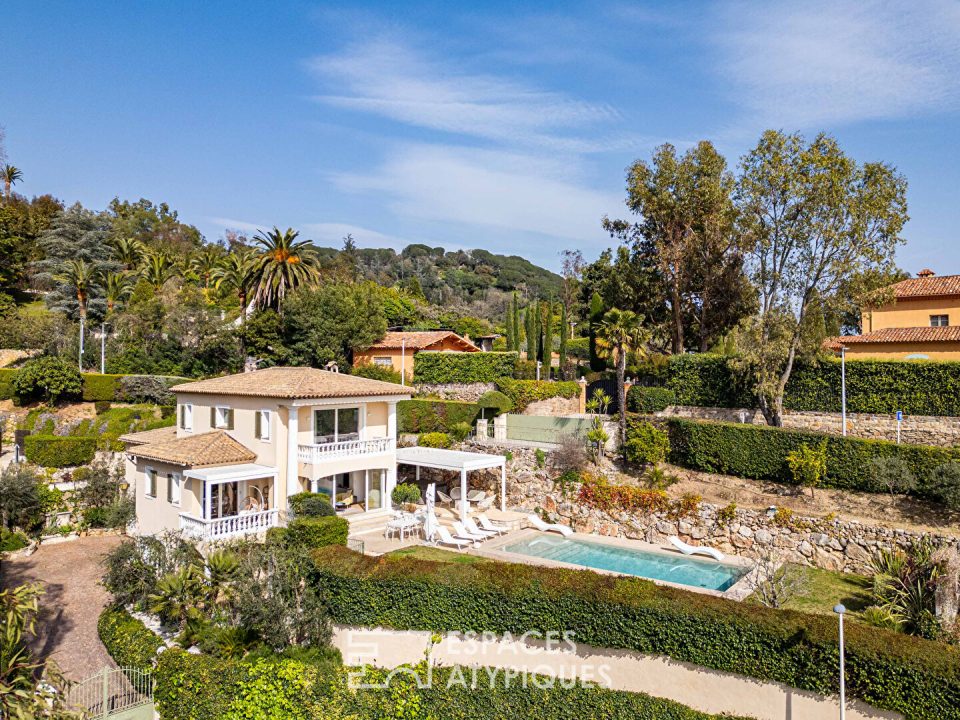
126 430 256 467
366 331 480 352
823 326 960 350
170 366 411 399
118 426 177 446
891 274 960 299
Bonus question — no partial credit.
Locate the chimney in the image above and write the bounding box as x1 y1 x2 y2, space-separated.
918 268 936 278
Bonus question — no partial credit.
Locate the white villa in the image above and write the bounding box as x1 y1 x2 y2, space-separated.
120 366 412 540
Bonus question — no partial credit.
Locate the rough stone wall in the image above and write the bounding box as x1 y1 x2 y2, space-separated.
522 396 580 416
657 405 960 447
413 383 495 402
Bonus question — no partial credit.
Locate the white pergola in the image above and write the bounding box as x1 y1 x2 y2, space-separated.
184 463 278 518
396 446 507 520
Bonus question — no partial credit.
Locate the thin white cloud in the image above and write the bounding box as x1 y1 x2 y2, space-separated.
715 0 960 128
301 222 413 250
206 217 265 234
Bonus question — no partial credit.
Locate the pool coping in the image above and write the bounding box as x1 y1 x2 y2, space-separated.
473 529 758 600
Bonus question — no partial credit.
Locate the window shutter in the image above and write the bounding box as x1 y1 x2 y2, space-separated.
210 407 216 427
166 474 172 503
255 410 262 438
226 409 234 430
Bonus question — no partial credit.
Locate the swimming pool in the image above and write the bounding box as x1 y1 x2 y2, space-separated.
501 535 748 591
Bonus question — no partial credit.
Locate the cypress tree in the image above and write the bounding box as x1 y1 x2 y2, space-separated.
589 291 605 372
525 302 538 362
542 297 554 377
504 307 514 351
559 302 568 377
512 292 521 351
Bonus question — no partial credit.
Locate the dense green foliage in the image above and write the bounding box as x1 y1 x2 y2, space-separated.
622 418 670 465
350 362 402 384
627 385 677 413
97 608 163 672
22 435 96 467
665 418 960 501
11 356 83 403
397 398 480 434
155 649 745 720
270 516 349 549
418 431 452 448
81 373 122 401
476 389 513 414
413 351 518 383
288 492 335 518
312 546 960 719
495 378 579 411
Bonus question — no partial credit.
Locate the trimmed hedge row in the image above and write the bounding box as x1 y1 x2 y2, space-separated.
664 417 960 501
662 354 960 416
413 351 518 383
98 608 163 672
23 435 97 467
627 385 677 413
0 367 184 403
398 398 480 434
496 378 579 412
155 649 747 720
0 368 14 400
266 516 349 548
310 546 960 720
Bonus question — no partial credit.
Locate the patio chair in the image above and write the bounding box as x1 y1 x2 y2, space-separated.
668 536 724 561
453 521 488 543
436 525 475 551
463 517 498 539
466 490 486 502
526 514 574 537
437 491 455 507
476 514 507 535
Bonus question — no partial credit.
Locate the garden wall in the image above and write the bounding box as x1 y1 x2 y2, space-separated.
413 382 495 401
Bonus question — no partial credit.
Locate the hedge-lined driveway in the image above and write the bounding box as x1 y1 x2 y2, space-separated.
0 535 122 680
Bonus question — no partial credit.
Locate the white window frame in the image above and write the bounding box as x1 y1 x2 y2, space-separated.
214 405 232 429
930 314 950 327
179 403 193 432
312 406 362 444
145 467 157 498
373 357 393 367
167 472 182 506
256 409 271 441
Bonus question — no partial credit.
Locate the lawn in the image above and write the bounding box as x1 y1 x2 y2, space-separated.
386 545 491 564
776 564 873 621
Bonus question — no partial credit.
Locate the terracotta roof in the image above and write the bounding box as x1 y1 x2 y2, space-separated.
170 366 410 399
824 326 960 350
366 331 480 352
118 426 177 446
890 274 960 299
126 430 256 467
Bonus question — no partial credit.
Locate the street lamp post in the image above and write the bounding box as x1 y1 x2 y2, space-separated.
101 322 107 374
834 603 846 720
840 346 847 437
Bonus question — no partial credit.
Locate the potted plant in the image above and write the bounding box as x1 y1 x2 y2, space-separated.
391 483 422 512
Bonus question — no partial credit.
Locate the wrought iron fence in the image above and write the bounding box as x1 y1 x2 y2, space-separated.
66 667 152 718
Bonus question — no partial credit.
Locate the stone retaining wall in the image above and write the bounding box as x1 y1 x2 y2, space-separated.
657 405 960 446
413 382 495 402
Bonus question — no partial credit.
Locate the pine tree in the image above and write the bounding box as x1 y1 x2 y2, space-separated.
559 302 569 377
542 297 554 378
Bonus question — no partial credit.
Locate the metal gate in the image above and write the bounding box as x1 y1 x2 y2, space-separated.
66 667 153 719
587 378 619 414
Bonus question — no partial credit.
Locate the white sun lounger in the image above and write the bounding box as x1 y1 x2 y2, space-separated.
463 517 498 539
453 521 489 542
669 536 725 561
435 525 475 551
526 514 573 537
475 514 507 535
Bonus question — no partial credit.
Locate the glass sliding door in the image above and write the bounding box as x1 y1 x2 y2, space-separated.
366 469 385 511
209 481 239 519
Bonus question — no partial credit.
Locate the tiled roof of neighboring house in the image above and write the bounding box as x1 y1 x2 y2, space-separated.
890 274 960 299
823 326 960 350
118 426 178 446
366 331 480 352
170 366 411 399
126 430 256 467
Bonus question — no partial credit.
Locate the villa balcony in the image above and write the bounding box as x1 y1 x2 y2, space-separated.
179 509 280 541
297 437 395 465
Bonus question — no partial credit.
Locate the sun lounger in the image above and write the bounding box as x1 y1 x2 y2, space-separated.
453 521 488 542
668 536 725 561
526 514 573 537
476 514 507 535
463 517 498 539
435 525 474 551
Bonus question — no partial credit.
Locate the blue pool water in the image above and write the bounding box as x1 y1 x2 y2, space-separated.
502 535 747 591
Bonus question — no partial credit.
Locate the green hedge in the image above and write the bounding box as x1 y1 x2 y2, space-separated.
414 351 518 383
397 399 480 433
81 373 123 402
496 378 579 412
664 417 960 501
0 368 14 400
98 608 163 672
627 385 677 413
311 546 960 720
268 516 349 549
663 355 754 408
23 435 97 467
155 649 746 720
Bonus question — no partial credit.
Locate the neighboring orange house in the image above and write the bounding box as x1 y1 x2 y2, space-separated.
825 269 960 360
354 331 480 382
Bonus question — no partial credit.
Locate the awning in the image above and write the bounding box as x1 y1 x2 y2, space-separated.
396 447 506 520
184 463 278 485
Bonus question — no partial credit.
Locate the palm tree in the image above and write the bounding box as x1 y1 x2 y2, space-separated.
102 270 134 314
1 164 23 199
53 259 96 320
213 249 256 318
596 308 650 450
110 236 145 271
140 251 174 291
189 245 225 299
250 227 319 310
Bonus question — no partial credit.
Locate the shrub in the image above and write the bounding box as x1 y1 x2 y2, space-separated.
496 378 579 412
118 374 179 404
419 432 451 448
577 477 669 515
716 502 737 524
312 546 960 720
281 516 349 549
785 442 827 497
397 399 480 434
81 373 122 402
94 400 112 414
391 483 422 506
869 457 917 497
449 421 472 442
513 359 538 379
0 368 15 400
623 418 670 466
0 528 29 552
351 362 402 384
666 418 960 502
98 608 163 672
663 354 753 408
549 434 589 476
414 351 518 384
22 435 96 467
12 357 83 404
102 533 202 610
627 386 677 413
928 463 960 510
289 492 334 518
476 390 513 414
0 464 47 532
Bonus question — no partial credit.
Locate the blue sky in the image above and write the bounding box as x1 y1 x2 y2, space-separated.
3 1 959 271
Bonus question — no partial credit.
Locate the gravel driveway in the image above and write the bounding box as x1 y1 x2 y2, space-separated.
1 535 123 681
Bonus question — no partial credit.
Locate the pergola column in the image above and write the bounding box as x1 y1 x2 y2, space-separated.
459 468 469 520
500 461 506 512
286 405 299 502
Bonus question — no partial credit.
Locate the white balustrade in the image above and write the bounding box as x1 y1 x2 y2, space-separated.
178 509 279 541
297 437 394 464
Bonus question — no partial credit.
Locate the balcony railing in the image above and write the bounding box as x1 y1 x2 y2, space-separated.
297 437 394 464
179 509 279 541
